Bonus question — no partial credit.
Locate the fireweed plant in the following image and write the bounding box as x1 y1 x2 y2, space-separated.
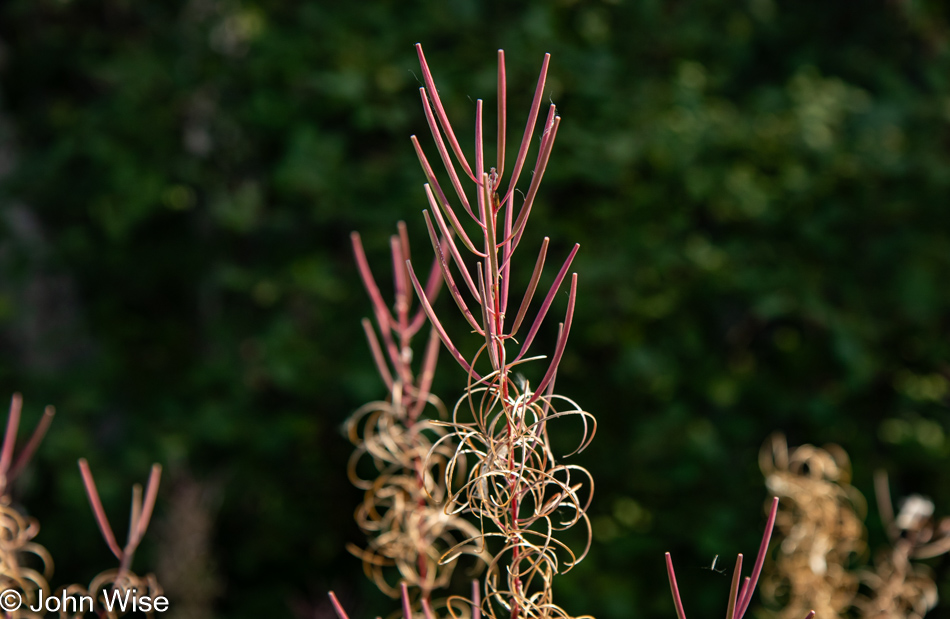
405 44 597 619
347 224 485 602
338 46 817 619
0 394 163 619
759 434 865 619
338 45 596 619
759 434 949 619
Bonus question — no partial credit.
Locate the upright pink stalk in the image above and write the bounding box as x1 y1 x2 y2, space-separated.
407 44 575 390
408 45 594 619
0 394 55 498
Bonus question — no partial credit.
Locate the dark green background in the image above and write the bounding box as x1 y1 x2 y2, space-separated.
2 1 950 617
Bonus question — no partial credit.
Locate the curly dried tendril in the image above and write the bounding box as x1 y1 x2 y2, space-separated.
347 225 488 601
0 503 53 610
347 390 487 598
425 362 595 619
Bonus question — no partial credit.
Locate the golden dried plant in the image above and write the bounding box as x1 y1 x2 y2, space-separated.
761 434 950 619
851 471 950 619
431 369 594 619
758 433 866 619
347 224 485 603
335 44 596 619
0 503 53 615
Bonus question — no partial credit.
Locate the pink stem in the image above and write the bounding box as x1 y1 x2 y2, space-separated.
476 263 499 370
499 176 514 320
510 111 560 250
408 252 444 337
410 135 481 253
415 44 476 183
407 259 481 380
418 88 475 220
397 222 413 314
392 235 410 336
495 50 506 191
362 318 394 390
529 273 577 404
510 237 549 335
475 99 485 197
514 243 579 362
472 580 481 619
0 393 22 482
400 582 412 619
735 497 779 619
422 209 483 334
351 232 396 331
78 459 123 560
425 185 482 301
328 592 350 619
480 173 499 304
735 578 750 617
665 553 688 619
8 404 55 483
503 53 550 208
132 463 162 545
725 554 743 619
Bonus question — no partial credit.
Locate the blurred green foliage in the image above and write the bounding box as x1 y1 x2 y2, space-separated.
1 1 950 618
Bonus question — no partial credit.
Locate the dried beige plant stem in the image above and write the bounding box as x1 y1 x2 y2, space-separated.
852 471 949 619
759 433 865 619
154 474 223 619
348 225 485 603
407 45 594 619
